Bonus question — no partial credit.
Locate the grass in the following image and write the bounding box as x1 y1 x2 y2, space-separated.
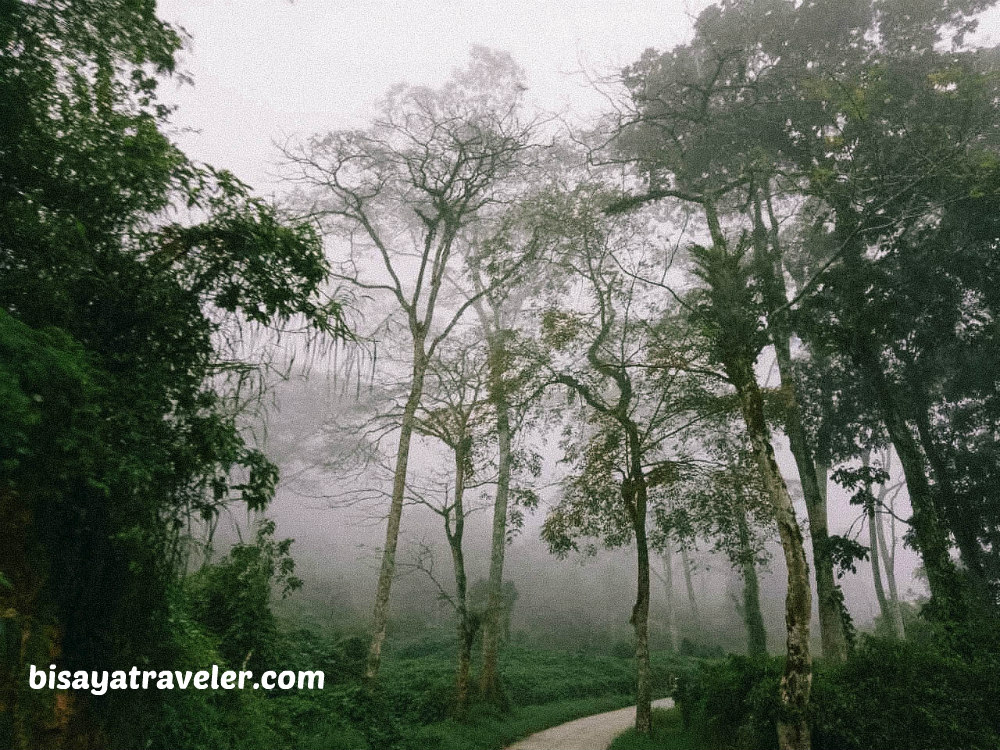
268 626 697 749
401 694 637 750
609 707 705 750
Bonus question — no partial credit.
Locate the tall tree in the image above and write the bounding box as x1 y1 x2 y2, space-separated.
686 237 813 749
610 0 853 661
609 19 816 741
540 187 701 734
407 339 491 716
282 48 537 681
468 206 552 706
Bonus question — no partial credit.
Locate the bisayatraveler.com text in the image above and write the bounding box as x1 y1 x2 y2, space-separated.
28 664 324 695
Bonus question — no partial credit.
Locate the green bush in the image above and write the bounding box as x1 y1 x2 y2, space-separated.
143 595 276 750
675 633 1000 750
674 655 780 750
185 521 302 674
812 636 1000 750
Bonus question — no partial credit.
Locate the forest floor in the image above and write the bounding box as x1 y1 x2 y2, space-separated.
505 698 675 750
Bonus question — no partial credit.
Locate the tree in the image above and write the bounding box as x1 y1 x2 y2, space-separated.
469 204 554 706
0 2 346 746
686 237 813 750
611 1 853 663
740 0 1000 614
407 338 491 715
282 47 538 681
861 451 907 639
655 429 773 657
609 27 816 742
539 187 701 734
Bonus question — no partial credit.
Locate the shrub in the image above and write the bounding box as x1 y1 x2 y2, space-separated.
675 634 1000 750
812 636 1000 750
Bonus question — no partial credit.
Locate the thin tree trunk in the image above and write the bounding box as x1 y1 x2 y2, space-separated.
627 426 652 735
447 444 472 716
737 505 768 657
366 344 427 681
831 204 961 615
663 544 678 652
680 546 701 628
480 332 513 705
910 381 987 585
862 451 902 638
752 187 848 662
873 490 906 638
868 505 891 623
850 340 959 613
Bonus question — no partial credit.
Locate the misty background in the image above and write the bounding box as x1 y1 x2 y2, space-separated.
142 0 992 652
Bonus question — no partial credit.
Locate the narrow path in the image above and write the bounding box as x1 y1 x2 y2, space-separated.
505 698 675 750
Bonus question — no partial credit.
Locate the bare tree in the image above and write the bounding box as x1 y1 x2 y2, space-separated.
282 48 537 681
407 338 492 715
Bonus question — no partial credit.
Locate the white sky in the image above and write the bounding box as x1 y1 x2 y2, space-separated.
155 0 1000 193
156 0 715 192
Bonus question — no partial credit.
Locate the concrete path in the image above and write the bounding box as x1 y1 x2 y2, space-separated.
505 698 675 750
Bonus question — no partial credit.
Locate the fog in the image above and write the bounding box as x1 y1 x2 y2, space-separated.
156 0 988 655
216 370 925 654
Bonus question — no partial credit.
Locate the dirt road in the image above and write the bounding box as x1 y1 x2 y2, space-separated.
505 698 675 750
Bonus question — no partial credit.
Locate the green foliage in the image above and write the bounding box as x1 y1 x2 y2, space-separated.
811 636 1000 750
186 521 302 674
143 594 276 750
610 707 708 750
676 632 1000 750
674 655 781 750
257 631 695 750
0 1 346 745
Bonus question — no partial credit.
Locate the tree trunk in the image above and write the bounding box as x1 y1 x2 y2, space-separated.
680 546 701 629
662 544 678 652
751 187 848 662
366 343 428 682
737 505 768 657
910 381 987 588
815 463 829 505
862 451 903 638
849 339 960 614
874 503 906 638
830 204 961 616
702 197 811 749
480 332 513 705
733 365 812 750
447 443 472 715
868 504 891 623
800 491 848 662
626 428 652 735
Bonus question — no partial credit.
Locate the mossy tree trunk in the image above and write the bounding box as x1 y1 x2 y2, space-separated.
750 185 848 663
696 201 813 750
